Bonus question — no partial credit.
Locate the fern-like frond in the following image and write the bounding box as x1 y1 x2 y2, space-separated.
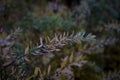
31 31 96 55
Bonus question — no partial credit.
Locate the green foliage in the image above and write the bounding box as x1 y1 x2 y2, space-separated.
21 13 75 32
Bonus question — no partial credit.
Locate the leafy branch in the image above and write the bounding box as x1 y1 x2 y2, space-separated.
31 31 96 55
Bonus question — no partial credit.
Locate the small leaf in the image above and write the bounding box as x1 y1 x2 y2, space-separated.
25 46 29 54
85 33 96 40
47 65 51 75
69 52 74 63
34 67 40 76
61 56 68 68
47 36 51 42
71 63 83 67
55 33 59 42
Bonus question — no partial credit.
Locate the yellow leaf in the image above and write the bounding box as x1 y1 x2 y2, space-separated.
34 67 41 76
61 56 68 68
69 52 74 63
75 55 86 62
25 46 29 54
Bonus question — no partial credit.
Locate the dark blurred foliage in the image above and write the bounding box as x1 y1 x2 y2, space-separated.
0 0 120 80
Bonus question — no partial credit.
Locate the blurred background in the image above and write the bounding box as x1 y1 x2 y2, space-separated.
0 0 120 80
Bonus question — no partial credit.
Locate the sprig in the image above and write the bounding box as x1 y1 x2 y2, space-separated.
31 31 96 55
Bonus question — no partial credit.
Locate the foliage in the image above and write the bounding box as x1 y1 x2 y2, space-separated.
21 12 75 32
102 71 120 80
0 0 120 80
0 28 96 80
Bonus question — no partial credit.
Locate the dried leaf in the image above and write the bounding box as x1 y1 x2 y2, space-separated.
34 67 41 76
61 56 68 68
47 36 51 42
69 52 74 63
25 46 29 54
47 65 51 75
